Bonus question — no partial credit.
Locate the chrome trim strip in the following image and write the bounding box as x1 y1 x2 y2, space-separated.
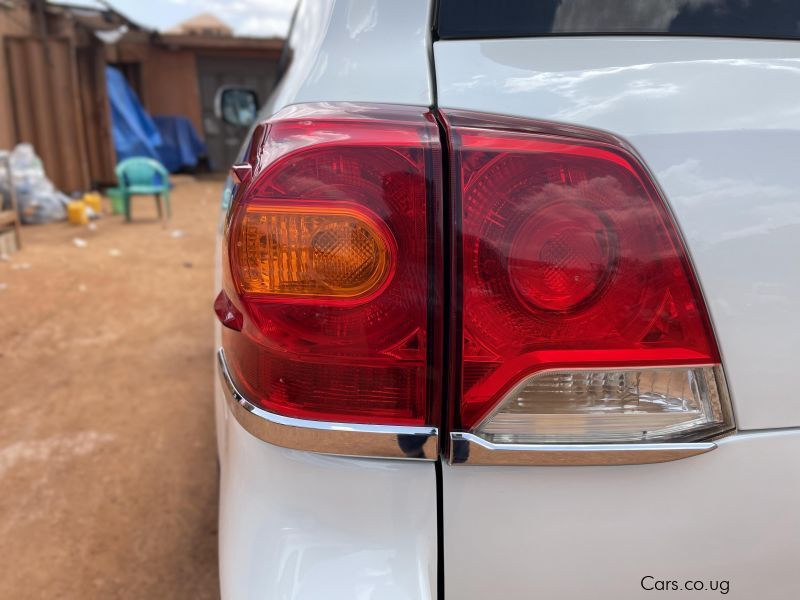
449 432 716 466
217 349 439 460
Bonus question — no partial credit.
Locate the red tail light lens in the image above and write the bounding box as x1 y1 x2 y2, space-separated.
443 111 722 432
222 105 440 426
507 202 615 312
218 104 731 458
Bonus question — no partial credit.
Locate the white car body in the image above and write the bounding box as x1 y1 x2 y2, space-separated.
215 1 800 598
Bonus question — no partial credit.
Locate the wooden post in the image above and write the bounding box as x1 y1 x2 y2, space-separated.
0 151 22 252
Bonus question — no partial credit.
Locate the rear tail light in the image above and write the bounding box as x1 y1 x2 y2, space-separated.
217 104 733 462
221 104 441 428
444 111 732 445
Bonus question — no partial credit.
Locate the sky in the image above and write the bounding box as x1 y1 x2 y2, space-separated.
73 0 298 38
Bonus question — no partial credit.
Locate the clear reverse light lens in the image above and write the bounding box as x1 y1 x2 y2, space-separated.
476 366 733 444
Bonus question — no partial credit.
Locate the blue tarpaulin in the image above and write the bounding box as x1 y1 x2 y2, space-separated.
106 66 207 172
152 116 208 172
106 66 161 162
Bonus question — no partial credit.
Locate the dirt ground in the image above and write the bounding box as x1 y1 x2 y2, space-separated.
0 176 223 599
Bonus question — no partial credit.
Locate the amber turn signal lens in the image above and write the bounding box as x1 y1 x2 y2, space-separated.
235 204 394 300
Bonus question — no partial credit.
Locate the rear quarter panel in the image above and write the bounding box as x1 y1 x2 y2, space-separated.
215 1 438 598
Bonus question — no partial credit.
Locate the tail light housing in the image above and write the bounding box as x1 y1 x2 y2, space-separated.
217 104 733 464
220 104 442 438
444 110 733 451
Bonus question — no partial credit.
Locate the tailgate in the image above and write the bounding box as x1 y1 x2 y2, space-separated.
436 35 800 431
434 2 800 598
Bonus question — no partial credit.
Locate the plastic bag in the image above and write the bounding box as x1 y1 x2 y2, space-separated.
8 144 68 224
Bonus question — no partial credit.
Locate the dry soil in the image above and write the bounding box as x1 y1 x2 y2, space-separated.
0 176 223 599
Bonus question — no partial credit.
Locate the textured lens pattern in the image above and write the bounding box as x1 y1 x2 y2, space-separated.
508 202 615 312
238 206 390 299
312 222 380 289
479 366 729 443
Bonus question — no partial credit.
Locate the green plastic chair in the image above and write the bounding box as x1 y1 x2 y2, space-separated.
115 157 171 223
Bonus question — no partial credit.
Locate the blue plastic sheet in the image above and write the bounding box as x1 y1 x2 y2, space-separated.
106 66 207 172
152 116 208 172
106 66 162 163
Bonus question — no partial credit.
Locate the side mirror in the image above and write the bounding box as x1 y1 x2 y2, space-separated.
215 87 259 127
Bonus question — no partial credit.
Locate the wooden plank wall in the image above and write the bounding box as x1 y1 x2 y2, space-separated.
4 36 92 193
76 44 116 184
0 3 33 150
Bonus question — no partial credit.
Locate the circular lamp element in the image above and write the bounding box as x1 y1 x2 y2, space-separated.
508 203 615 312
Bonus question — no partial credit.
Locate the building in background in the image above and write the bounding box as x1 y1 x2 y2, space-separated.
166 12 233 37
0 0 283 193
